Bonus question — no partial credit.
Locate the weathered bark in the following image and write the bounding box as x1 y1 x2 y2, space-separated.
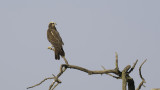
128 78 135 90
122 65 131 90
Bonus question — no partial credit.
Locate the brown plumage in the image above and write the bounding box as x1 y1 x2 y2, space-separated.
47 22 65 60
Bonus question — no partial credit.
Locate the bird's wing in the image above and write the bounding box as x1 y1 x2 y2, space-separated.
53 28 64 45
47 28 64 47
47 29 59 47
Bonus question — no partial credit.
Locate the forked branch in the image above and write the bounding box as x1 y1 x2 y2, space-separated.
27 77 54 89
27 52 147 90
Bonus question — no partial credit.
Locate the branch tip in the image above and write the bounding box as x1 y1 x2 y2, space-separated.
136 59 147 90
128 59 138 73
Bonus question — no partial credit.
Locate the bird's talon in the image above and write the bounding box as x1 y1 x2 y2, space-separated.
48 47 52 50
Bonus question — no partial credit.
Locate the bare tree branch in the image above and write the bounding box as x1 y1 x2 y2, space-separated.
48 65 67 90
49 74 62 90
49 81 56 90
136 60 147 90
62 64 118 75
51 83 59 90
61 56 69 65
115 52 119 70
122 65 131 90
128 59 138 73
101 65 120 79
28 52 147 90
127 78 135 90
114 52 121 78
27 77 54 89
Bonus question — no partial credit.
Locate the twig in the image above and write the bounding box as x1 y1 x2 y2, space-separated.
139 60 146 80
49 81 56 90
51 83 59 90
62 56 69 65
27 77 54 89
128 60 138 73
114 52 121 76
115 52 119 70
136 60 147 90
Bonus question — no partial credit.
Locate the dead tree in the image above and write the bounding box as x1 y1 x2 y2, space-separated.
27 49 146 90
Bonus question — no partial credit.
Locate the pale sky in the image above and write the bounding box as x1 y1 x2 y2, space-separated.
0 0 160 90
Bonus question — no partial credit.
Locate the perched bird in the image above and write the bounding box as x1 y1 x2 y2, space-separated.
47 22 65 60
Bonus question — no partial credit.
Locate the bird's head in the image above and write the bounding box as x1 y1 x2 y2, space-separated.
49 22 57 28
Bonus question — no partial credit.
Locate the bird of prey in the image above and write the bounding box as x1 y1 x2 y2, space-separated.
47 22 65 60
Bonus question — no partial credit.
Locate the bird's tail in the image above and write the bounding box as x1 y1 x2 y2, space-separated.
55 47 65 60
55 48 60 60
60 47 65 56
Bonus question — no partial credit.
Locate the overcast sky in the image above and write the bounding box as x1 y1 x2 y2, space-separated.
0 0 160 90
